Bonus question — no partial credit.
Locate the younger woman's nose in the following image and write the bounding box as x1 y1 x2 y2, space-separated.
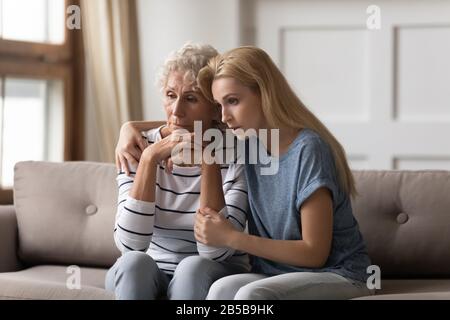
221 109 231 124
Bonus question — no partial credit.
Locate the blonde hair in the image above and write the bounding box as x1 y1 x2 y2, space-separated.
198 46 356 196
157 42 219 91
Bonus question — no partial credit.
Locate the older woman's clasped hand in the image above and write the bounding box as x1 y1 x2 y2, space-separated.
116 123 206 174
141 131 196 170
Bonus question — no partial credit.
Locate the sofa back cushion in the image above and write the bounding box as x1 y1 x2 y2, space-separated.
352 170 450 277
14 161 120 267
14 161 450 276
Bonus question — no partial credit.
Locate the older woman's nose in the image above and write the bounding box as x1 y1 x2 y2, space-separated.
172 99 185 117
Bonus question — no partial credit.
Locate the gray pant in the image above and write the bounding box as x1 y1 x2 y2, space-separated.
105 251 248 300
207 272 375 300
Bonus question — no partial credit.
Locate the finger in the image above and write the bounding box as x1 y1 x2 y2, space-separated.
167 158 174 172
194 227 205 242
123 151 138 173
197 214 208 223
164 158 172 174
188 132 196 141
194 231 203 243
128 146 142 163
123 152 139 176
165 164 170 174
115 153 121 172
139 136 149 151
118 154 130 176
127 155 139 170
203 207 220 216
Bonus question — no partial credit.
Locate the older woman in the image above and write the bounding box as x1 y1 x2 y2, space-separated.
106 43 249 300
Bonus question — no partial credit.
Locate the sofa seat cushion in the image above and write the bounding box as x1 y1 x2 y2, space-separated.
353 279 450 299
0 265 113 300
356 291 450 300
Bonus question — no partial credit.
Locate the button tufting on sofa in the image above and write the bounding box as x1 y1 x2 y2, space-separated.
396 213 408 224
85 204 98 215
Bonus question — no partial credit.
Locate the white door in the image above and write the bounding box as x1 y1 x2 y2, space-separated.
248 0 450 170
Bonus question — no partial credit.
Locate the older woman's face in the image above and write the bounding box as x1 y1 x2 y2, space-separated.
163 71 217 132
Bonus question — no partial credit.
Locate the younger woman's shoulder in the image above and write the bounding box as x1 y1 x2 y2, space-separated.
294 129 330 154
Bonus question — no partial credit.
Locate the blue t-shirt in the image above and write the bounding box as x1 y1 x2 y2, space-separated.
244 129 371 283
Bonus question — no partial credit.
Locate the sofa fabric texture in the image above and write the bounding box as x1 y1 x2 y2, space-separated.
13 161 120 268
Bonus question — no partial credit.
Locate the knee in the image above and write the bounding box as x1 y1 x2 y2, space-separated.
118 251 157 277
206 277 233 300
169 256 215 300
175 256 211 278
234 284 276 300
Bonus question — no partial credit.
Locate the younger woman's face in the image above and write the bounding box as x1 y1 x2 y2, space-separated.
212 77 267 138
163 71 218 133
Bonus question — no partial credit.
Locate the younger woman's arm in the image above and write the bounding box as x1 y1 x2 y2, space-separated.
196 187 333 268
199 162 225 211
123 120 166 132
196 162 248 261
116 121 166 175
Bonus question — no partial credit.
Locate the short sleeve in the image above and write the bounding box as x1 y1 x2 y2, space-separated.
295 137 340 210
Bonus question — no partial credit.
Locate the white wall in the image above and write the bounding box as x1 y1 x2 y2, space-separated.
252 0 450 170
86 0 450 170
136 0 241 121
85 0 242 160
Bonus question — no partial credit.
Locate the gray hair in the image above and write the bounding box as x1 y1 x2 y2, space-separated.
157 43 219 92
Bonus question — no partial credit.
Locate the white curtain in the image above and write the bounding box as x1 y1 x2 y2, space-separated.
81 0 143 162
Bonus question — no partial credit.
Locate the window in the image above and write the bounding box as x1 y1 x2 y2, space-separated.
0 0 83 204
0 0 65 44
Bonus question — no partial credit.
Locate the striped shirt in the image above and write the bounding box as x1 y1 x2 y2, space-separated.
114 127 250 275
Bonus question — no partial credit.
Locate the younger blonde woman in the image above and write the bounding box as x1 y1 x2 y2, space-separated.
193 46 374 300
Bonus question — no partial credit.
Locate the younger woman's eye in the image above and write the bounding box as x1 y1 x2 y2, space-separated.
186 95 198 103
228 98 239 105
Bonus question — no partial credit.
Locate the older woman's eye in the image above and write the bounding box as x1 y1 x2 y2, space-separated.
166 91 176 99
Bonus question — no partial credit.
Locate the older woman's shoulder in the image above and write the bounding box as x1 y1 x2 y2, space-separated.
141 126 165 144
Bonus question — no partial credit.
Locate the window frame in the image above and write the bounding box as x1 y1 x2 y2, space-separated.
0 0 83 204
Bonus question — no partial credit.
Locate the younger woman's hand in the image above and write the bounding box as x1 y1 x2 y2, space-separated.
115 122 149 175
194 207 236 247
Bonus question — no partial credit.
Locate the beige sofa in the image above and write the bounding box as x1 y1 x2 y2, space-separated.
1 161 450 300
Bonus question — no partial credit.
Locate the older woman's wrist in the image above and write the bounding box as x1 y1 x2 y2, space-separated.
141 146 159 165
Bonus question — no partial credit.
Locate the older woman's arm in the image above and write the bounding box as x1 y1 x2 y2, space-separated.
114 132 191 253
114 156 156 254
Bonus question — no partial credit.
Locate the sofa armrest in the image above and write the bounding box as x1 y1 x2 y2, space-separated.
0 205 22 272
